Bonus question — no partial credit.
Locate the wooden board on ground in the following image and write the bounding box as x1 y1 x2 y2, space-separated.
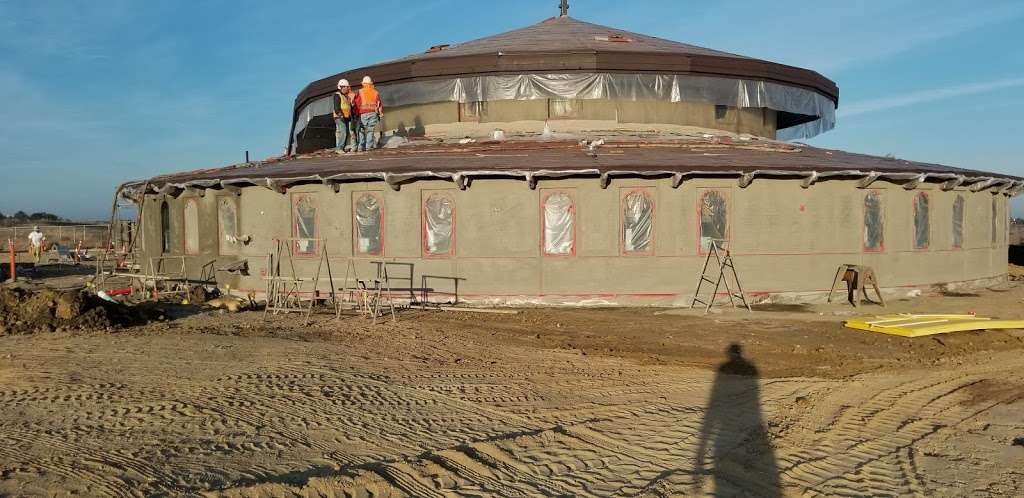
844 314 1024 337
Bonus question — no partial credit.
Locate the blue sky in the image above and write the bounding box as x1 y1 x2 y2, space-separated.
1 0 1022 220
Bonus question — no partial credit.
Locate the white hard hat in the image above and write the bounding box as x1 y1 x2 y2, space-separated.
362 76 373 85
337 78 349 88
33 226 39 230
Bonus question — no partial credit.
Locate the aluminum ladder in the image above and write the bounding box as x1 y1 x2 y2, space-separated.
690 240 752 313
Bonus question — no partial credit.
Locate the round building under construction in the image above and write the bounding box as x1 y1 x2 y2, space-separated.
114 10 1021 307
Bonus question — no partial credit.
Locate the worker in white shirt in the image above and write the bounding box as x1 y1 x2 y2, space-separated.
27 226 45 264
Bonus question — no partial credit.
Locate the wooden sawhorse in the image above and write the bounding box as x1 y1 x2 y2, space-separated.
828 264 885 307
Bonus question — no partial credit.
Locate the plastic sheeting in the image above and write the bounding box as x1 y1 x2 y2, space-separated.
992 198 998 245
543 193 575 255
700 190 728 252
292 72 837 148
623 191 653 253
952 195 964 249
184 200 199 255
218 197 239 253
864 192 884 251
295 196 317 254
355 194 383 255
914 193 930 249
424 194 453 255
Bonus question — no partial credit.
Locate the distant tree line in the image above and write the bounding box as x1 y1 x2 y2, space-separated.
0 211 67 226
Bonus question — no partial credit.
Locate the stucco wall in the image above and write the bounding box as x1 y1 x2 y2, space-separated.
139 178 1010 306
379 99 777 139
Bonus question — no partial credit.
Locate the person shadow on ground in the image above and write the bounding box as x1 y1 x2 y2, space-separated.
693 343 782 497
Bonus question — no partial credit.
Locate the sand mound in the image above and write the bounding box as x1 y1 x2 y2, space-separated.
0 287 156 335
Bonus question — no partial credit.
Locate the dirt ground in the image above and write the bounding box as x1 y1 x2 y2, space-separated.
1 271 1024 496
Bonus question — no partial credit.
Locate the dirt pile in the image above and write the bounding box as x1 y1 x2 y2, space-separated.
0 287 156 335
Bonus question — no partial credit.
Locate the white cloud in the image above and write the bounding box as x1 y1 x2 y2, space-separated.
841 77 1024 117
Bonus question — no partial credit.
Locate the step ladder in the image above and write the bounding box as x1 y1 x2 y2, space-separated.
263 238 340 324
690 240 751 313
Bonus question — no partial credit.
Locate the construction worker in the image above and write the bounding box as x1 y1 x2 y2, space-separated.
353 75 383 151
27 226 45 264
333 79 357 152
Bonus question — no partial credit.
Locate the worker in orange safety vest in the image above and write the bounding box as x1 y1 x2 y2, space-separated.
353 75 384 151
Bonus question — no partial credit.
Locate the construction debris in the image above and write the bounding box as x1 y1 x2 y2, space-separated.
844 314 1024 337
0 287 157 335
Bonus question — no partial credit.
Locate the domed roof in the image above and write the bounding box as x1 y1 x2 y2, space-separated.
294 15 838 112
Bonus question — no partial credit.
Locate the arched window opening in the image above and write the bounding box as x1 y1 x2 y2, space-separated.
542 192 575 256
699 190 728 253
423 193 455 257
952 195 964 249
218 197 239 255
184 199 199 255
622 190 653 255
293 195 318 256
913 192 930 250
863 191 884 252
354 193 383 256
160 201 171 254
992 197 998 246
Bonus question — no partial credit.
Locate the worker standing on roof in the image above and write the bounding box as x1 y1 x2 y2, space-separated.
333 79 357 152
27 226 45 264
354 76 383 152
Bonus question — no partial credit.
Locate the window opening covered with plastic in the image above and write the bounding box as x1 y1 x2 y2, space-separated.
952 195 964 249
184 199 199 255
992 197 998 246
542 191 575 256
293 195 318 256
913 192 930 250
422 193 454 257
218 197 239 255
863 191 884 252
622 189 654 255
354 193 384 256
699 190 728 253
159 201 172 253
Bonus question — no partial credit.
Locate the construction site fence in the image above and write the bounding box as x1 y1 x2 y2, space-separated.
0 224 127 252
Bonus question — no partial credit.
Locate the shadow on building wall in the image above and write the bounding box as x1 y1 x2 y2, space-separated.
693 343 781 497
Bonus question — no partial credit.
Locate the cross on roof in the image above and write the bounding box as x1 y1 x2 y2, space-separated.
559 0 569 17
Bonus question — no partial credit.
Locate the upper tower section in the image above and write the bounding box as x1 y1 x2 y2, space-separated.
290 14 839 154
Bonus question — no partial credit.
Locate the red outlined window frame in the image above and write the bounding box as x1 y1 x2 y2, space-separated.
421 191 456 258
216 195 240 256
352 191 385 257
696 188 731 255
291 193 319 257
540 189 577 257
619 187 655 256
182 198 200 255
951 194 965 250
913 191 930 251
862 190 885 253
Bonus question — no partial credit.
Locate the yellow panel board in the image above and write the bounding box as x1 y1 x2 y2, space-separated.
844 314 1024 337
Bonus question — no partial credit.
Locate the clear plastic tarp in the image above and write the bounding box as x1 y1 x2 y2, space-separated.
623 191 653 253
992 197 998 245
424 194 454 255
914 193 930 249
184 200 199 255
700 190 728 252
294 196 317 254
355 194 383 255
864 192 884 251
292 72 837 149
952 195 964 249
218 197 239 254
543 193 575 255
